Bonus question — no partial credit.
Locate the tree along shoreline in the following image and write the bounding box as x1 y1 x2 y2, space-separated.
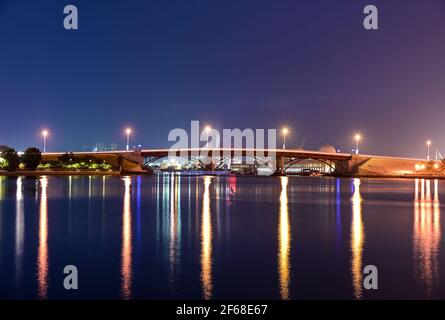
0 170 121 176
0 146 116 173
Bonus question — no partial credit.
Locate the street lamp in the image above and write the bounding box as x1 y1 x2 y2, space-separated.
125 128 132 151
282 127 289 150
427 140 432 160
354 134 361 155
205 125 211 147
41 129 49 153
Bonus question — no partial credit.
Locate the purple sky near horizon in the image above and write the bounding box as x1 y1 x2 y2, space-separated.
1 0 445 157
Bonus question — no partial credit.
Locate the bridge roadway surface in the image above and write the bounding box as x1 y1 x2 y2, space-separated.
43 148 353 161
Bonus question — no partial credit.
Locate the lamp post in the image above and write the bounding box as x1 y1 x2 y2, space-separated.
125 128 132 151
41 129 49 153
282 127 289 150
205 126 211 148
355 134 361 155
427 140 431 161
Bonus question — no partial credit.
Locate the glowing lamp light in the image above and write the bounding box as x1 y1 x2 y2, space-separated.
281 127 289 150
415 164 426 170
125 128 133 151
426 140 432 160
203 125 212 148
282 127 289 135
41 129 49 153
354 134 362 155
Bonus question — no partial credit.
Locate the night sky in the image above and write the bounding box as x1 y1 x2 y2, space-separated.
1 0 445 157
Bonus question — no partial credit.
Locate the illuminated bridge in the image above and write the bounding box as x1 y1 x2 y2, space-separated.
42 148 441 177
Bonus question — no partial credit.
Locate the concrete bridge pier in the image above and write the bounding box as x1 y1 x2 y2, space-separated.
118 150 147 174
273 155 285 176
209 159 216 171
334 155 363 175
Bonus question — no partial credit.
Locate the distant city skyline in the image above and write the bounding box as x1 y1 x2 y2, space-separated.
1 0 445 158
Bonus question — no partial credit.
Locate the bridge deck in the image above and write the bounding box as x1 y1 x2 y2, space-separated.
141 148 352 161
44 148 352 161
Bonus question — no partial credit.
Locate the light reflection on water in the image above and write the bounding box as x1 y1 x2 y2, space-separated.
15 177 24 287
121 176 132 300
169 173 181 290
37 176 48 299
413 179 441 297
0 175 444 299
201 176 213 300
278 176 290 300
351 178 364 299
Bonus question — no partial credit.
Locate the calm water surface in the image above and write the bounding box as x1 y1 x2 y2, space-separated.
0 175 444 299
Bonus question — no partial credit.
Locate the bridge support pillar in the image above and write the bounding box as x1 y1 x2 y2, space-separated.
204 158 216 171
334 155 364 175
274 155 285 176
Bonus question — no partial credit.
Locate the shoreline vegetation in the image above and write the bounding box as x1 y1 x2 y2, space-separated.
0 170 121 176
0 145 128 176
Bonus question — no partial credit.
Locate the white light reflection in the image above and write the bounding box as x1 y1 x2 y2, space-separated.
15 177 24 286
121 176 132 300
351 178 364 299
37 176 48 299
278 176 291 300
201 176 213 299
413 179 441 296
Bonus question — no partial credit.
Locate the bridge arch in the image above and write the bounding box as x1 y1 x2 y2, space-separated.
214 155 275 171
144 155 206 170
284 157 337 173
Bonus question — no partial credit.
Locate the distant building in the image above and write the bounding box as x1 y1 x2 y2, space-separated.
93 143 119 152
93 142 105 152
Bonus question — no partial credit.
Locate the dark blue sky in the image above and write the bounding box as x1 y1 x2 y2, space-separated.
1 0 445 157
